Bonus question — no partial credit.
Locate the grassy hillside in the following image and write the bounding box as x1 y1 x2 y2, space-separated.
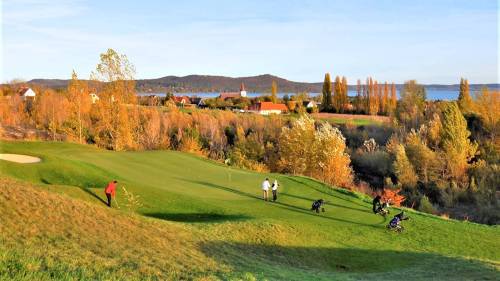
1 141 499 280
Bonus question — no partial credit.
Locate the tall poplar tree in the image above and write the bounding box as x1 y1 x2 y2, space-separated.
382 82 389 115
333 76 342 112
356 79 362 113
321 73 332 111
390 83 397 114
458 78 473 113
341 76 348 112
271 81 278 103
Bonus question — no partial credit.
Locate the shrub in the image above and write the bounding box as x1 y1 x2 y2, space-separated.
418 195 437 214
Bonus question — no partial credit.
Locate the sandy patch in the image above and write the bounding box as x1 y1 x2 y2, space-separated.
0 154 41 163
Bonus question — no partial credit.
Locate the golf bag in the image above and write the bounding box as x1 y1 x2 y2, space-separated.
387 212 409 233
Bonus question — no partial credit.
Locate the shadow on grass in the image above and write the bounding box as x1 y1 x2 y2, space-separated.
280 192 371 214
286 177 371 209
79 187 107 206
143 212 252 223
177 178 382 228
200 242 498 279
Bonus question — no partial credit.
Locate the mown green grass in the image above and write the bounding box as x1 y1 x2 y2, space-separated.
1 141 499 280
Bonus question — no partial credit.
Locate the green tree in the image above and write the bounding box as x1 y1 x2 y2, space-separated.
321 73 332 111
393 144 418 187
441 102 478 181
458 78 473 113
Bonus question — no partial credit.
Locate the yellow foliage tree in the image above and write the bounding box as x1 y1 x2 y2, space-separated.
278 115 353 187
66 70 92 143
473 87 499 141
441 102 477 181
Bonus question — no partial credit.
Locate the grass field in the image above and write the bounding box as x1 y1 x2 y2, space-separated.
0 141 499 280
311 113 390 126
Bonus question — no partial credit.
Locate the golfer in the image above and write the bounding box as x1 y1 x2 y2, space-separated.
262 178 270 201
272 179 279 202
105 180 117 207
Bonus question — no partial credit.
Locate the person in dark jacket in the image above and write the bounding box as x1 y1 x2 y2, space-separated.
372 195 382 213
271 179 279 202
311 199 325 213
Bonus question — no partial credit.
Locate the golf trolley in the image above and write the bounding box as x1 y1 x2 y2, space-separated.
386 223 404 233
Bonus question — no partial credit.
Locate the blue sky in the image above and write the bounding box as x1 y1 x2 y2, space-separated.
1 0 498 83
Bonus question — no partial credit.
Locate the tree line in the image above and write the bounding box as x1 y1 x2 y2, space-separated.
320 73 397 115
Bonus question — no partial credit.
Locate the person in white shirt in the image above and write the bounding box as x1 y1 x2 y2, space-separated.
262 178 270 201
271 179 279 202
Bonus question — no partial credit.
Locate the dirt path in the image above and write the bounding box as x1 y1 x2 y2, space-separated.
0 154 41 163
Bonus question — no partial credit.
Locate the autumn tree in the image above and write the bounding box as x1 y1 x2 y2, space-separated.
458 78 473 113
66 70 92 143
277 115 353 187
381 82 389 115
355 79 362 113
404 130 441 183
473 87 499 140
440 102 478 181
363 78 369 113
91 48 137 150
321 73 332 111
271 81 278 103
33 89 69 140
389 83 397 114
91 48 137 104
368 79 379 115
333 76 342 112
315 121 353 187
341 76 348 112
396 80 426 129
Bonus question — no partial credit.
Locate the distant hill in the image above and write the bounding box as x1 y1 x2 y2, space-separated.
23 75 500 93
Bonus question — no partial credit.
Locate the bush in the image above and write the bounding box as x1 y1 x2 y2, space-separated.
351 150 392 188
418 195 437 214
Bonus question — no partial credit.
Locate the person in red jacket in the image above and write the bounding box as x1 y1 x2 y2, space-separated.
105 180 117 207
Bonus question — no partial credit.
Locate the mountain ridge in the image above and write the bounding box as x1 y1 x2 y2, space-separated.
23 74 500 93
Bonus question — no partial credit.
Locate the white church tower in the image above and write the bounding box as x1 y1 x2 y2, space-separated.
240 82 247 97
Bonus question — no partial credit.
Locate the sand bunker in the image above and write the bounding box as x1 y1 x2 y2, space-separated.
0 154 41 163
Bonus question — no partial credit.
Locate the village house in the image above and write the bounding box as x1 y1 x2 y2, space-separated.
219 82 247 100
303 100 319 109
248 101 288 115
18 87 36 101
190 97 207 108
173 96 191 107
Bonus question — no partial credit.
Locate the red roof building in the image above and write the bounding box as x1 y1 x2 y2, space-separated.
249 102 288 115
173 96 190 104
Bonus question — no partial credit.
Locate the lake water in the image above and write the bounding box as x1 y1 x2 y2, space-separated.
138 89 467 101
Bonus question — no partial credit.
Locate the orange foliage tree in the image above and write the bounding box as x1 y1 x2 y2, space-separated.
381 188 406 207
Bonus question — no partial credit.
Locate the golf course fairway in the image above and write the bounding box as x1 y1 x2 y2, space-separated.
1 141 499 280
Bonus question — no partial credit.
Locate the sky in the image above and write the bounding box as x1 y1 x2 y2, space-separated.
1 0 498 84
